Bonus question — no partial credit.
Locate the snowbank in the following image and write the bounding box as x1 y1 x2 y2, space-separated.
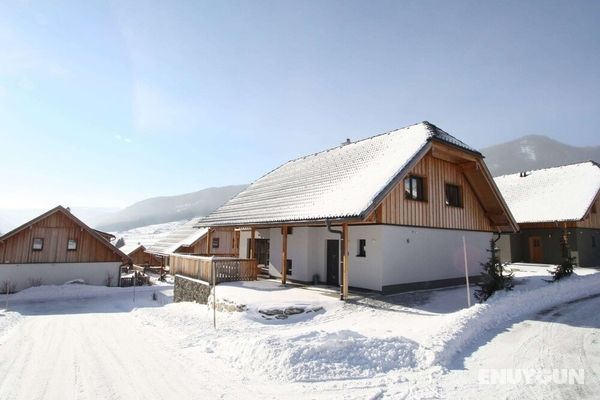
4 283 173 303
426 272 600 368
227 329 418 382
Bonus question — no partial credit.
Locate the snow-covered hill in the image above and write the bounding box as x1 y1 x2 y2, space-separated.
482 135 600 176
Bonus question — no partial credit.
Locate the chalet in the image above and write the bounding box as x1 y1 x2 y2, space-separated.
146 218 239 259
0 206 131 292
119 243 163 267
495 161 600 267
200 121 517 296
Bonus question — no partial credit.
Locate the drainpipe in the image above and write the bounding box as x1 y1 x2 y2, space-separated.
326 219 344 300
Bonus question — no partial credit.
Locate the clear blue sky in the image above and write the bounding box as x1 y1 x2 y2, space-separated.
1 0 599 209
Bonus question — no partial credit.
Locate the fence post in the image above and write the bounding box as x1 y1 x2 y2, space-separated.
212 260 216 329
5 281 9 311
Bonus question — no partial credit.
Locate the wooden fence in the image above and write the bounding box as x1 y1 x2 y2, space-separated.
169 254 258 283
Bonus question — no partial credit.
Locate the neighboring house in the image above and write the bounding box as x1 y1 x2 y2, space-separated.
200 121 517 295
119 243 163 267
0 206 131 292
495 161 600 267
146 218 238 259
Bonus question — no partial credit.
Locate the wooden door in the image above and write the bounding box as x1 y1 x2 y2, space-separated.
247 238 270 266
326 240 339 286
529 236 543 263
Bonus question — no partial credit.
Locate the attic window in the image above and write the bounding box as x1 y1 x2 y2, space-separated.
32 238 44 251
445 184 462 207
404 176 425 201
212 238 220 248
67 239 77 251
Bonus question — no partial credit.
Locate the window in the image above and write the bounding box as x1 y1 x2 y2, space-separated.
282 227 293 235
404 176 425 201
67 239 77 251
593 236 597 248
445 184 462 207
593 204 597 214
32 238 44 251
357 239 366 257
286 259 292 275
212 238 220 249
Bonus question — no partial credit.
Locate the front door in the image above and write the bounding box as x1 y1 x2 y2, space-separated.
326 239 339 286
248 238 270 266
529 236 543 263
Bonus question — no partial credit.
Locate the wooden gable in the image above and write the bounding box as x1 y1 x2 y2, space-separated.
0 208 129 264
576 191 600 229
367 142 516 232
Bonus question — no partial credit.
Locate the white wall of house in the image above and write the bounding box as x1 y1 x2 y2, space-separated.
0 262 122 292
380 226 490 290
267 225 383 291
243 224 490 293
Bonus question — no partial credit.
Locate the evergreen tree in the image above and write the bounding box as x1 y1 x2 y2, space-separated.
115 237 125 248
549 229 576 281
474 236 514 302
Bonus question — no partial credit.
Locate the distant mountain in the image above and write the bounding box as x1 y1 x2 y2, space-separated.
95 185 246 232
481 135 600 176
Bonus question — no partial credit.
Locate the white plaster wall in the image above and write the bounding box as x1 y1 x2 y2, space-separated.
0 262 122 292
347 225 384 291
381 226 490 287
268 227 310 281
268 225 383 291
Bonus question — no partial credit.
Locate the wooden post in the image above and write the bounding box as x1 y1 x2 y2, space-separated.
281 225 288 284
250 227 256 259
342 224 349 300
206 229 212 256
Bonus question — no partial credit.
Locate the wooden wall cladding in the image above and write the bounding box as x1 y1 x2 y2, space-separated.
0 211 123 264
377 152 494 231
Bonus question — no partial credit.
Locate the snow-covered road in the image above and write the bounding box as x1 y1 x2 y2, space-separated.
440 294 600 399
0 296 243 400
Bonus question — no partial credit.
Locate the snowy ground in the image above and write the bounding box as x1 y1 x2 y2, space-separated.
110 220 187 248
0 264 598 399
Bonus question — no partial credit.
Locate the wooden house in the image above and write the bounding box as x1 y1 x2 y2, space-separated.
495 161 600 267
200 121 517 296
119 243 163 267
146 217 239 261
0 206 131 292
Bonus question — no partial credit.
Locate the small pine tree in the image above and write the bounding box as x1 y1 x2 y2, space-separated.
115 237 125 248
474 236 514 302
549 230 576 281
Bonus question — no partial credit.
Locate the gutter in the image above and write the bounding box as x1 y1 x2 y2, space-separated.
326 219 344 300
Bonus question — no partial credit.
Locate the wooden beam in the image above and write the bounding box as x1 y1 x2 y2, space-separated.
281 225 288 284
250 227 256 259
342 223 349 300
206 228 212 256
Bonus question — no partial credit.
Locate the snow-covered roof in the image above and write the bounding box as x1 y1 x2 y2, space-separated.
119 243 144 256
201 121 480 226
494 161 600 224
145 218 208 255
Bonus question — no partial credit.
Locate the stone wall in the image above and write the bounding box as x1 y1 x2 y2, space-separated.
173 274 211 304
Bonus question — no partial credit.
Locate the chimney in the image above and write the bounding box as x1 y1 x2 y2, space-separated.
341 138 351 146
